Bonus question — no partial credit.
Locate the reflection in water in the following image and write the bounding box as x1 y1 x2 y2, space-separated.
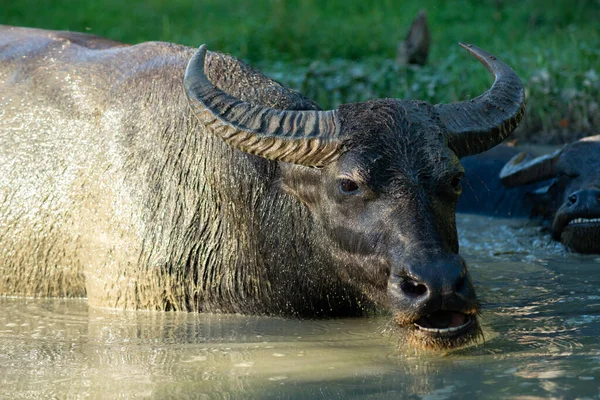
1 214 600 399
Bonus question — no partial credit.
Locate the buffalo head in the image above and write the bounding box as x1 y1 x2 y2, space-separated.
184 44 525 349
500 136 600 253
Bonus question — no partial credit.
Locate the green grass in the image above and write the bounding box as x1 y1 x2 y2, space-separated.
2 0 598 142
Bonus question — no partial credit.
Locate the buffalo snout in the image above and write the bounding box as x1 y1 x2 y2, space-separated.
389 254 480 349
553 186 600 253
391 255 474 313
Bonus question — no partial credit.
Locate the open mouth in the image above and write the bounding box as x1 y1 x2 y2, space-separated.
559 216 600 253
413 310 474 337
567 217 600 226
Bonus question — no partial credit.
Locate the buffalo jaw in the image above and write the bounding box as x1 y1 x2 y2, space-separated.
394 310 481 351
560 220 600 254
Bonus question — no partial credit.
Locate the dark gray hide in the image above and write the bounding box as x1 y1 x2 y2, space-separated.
0 26 524 349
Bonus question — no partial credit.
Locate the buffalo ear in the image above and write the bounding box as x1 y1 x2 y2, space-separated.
500 148 563 188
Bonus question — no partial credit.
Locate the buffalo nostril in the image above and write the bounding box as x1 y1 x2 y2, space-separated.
568 194 577 205
400 278 428 297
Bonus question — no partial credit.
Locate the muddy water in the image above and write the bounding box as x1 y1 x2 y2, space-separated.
1 214 599 399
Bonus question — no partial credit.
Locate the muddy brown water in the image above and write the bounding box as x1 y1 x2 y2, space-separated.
1 214 599 399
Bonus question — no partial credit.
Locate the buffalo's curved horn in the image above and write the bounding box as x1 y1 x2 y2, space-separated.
184 45 341 167
435 43 526 158
499 148 563 187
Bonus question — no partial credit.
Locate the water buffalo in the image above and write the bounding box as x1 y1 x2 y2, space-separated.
459 136 600 254
0 26 525 349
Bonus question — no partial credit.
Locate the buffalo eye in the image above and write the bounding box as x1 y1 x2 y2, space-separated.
451 173 463 192
338 178 360 195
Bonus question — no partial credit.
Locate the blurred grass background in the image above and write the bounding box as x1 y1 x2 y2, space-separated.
1 0 598 142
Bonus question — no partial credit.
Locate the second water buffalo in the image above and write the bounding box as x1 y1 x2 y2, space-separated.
459 136 600 253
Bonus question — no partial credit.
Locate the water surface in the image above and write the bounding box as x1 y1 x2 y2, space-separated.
1 214 599 399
